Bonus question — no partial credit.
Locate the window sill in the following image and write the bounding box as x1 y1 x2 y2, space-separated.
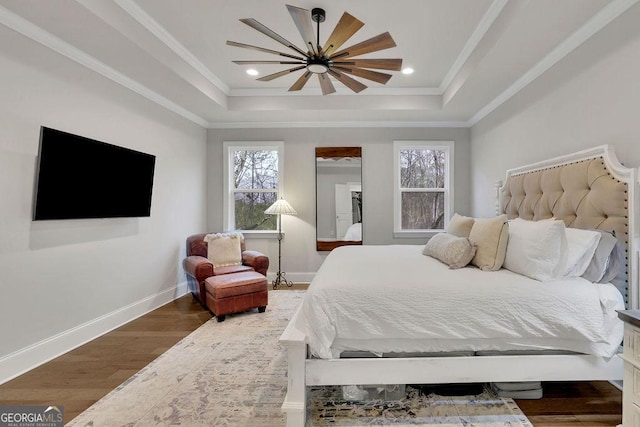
240 231 281 239
393 230 443 239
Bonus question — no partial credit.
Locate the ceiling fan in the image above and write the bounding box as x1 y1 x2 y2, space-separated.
226 4 403 95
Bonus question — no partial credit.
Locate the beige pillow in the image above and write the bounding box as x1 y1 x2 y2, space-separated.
447 213 475 238
204 232 243 268
468 215 509 271
422 233 477 269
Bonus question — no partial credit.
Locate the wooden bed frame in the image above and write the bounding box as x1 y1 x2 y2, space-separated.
280 145 639 427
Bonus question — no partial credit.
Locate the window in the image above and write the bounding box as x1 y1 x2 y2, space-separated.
393 141 453 237
223 141 284 233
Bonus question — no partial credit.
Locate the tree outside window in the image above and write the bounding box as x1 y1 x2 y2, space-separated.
224 142 284 232
394 141 453 235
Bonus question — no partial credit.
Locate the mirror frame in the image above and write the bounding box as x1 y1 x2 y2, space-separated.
316 147 363 251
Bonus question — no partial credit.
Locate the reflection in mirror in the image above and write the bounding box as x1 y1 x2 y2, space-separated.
316 147 363 251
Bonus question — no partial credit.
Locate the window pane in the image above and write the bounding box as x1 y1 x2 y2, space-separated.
234 192 278 230
401 192 444 230
233 150 278 190
400 149 445 189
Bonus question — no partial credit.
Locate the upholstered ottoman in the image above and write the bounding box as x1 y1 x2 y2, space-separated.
204 271 268 322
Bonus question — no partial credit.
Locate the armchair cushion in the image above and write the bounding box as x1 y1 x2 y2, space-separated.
214 264 254 276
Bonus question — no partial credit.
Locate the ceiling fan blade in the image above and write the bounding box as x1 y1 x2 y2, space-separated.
257 66 307 81
327 69 367 93
333 66 392 84
320 12 364 57
332 58 402 71
226 41 305 60
318 73 336 95
233 60 305 65
239 18 308 57
286 4 318 55
289 71 313 91
329 32 396 60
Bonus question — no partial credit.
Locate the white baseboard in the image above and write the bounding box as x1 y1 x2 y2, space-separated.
266 272 314 284
609 379 623 391
0 281 190 386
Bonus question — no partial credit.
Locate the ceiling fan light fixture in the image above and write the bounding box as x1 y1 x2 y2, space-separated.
307 58 329 74
246 68 259 76
307 64 328 74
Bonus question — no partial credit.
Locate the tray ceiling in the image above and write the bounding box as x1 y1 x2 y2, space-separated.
0 0 636 128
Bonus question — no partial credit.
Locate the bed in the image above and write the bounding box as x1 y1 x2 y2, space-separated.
342 222 362 241
280 145 639 427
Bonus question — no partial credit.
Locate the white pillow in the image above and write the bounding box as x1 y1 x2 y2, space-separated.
503 218 568 282
204 232 243 268
563 228 601 277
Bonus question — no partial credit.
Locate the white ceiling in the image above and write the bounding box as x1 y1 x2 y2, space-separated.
0 0 637 128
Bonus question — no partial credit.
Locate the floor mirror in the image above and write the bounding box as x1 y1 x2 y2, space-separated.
316 147 363 251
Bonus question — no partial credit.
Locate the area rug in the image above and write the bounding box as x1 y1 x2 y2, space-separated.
68 290 533 427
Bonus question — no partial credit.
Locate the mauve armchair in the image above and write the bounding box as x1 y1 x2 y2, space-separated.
183 232 269 306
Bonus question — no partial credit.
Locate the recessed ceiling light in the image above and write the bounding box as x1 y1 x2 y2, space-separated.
246 69 259 76
402 67 414 75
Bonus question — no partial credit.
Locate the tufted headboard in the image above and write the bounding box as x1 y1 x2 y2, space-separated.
496 145 639 308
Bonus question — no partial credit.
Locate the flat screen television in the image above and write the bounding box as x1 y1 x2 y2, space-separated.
33 127 156 220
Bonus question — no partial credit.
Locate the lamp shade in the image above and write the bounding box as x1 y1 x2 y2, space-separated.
265 198 297 215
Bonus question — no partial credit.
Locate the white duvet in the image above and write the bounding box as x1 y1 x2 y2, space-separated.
300 245 624 359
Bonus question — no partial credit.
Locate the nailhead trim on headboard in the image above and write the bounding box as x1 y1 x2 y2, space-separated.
499 149 635 307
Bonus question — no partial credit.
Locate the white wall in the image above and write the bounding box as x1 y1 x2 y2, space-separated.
0 28 207 382
207 127 471 279
470 4 640 216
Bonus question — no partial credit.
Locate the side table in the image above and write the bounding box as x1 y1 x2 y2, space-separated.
618 309 640 427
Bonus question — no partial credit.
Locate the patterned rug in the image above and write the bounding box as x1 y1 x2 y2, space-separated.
68 290 533 427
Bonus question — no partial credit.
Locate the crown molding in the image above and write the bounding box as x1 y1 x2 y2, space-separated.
113 0 230 95
439 0 508 94
207 120 471 129
228 86 442 97
468 0 640 126
0 4 209 128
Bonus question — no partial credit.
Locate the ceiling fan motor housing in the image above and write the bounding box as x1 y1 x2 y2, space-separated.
308 8 328 73
311 8 326 23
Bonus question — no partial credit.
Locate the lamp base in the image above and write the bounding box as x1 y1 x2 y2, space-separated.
272 271 293 289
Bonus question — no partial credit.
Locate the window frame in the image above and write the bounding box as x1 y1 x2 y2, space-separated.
223 141 285 237
393 140 454 238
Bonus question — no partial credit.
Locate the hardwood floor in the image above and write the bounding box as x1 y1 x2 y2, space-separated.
517 381 622 426
0 287 622 426
0 293 211 422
